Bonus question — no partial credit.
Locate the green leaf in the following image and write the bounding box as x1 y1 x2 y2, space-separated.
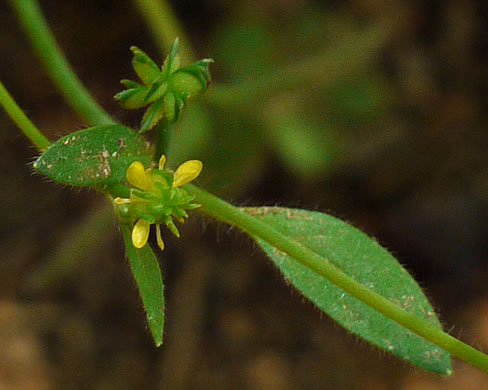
33 125 152 187
161 38 180 76
243 207 451 374
114 82 149 109
120 79 141 89
141 99 165 133
131 46 161 85
121 223 165 346
171 59 213 97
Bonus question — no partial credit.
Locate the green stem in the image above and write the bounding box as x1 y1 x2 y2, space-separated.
186 184 488 373
0 81 50 151
9 0 115 126
154 121 175 162
132 0 196 63
207 24 388 108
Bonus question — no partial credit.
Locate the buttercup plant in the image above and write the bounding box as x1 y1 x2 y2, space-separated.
3 0 488 377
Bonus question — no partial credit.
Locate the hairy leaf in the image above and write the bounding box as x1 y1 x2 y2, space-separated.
33 125 152 187
121 223 165 346
243 206 451 374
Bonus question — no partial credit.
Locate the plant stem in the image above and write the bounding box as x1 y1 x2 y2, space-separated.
132 0 196 63
9 0 115 126
154 121 175 162
186 184 488 373
0 81 50 151
206 24 388 108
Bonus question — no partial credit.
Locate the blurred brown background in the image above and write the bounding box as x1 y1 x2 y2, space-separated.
1 0 488 389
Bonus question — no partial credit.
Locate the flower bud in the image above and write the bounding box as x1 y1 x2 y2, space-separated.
115 39 213 131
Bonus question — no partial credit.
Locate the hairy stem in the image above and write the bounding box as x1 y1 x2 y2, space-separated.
132 0 196 63
186 184 488 373
0 81 50 151
9 0 115 126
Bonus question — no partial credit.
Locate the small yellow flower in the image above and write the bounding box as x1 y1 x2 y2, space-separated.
115 155 202 251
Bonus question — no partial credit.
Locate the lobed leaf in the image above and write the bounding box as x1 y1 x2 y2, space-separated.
33 125 152 187
121 223 165 346
243 206 451 374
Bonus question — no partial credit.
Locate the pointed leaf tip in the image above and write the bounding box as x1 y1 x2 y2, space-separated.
121 224 165 347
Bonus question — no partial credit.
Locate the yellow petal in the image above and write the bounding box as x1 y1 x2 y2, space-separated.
173 160 203 187
132 219 150 248
127 161 153 191
156 224 165 251
159 155 166 171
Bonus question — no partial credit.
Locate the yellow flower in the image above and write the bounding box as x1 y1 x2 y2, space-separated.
115 155 202 250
